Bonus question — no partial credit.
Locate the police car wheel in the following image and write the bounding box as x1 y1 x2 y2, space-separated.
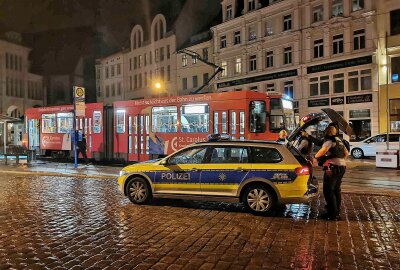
243 185 275 215
351 148 364 159
126 177 152 204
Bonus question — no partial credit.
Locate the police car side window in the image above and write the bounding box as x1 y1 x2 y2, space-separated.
210 147 248 163
168 147 207 164
251 147 282 163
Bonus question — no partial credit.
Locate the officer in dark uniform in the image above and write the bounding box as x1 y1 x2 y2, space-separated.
77 132 90 164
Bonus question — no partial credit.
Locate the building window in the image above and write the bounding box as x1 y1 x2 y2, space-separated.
284 81 294 98
283 15 292 31
155 49 159 62
265 22 273 36
265 51 273 68
167 45 171 59
333 34 343 54
390 9 400 36
226 4 233 20
248 25 257 41
144 72 148 86
352 0 364 12
314 39 324 58
138 55 143 67
106 85 110 97
129 76 132 91
192 55 197 64
203 48 208 61
221 61 227 77
313 5 323 22
144 54 147 66
5 53 9 69
167 65 171 81
220 35 227 49
333 73 344 93
160 68 164 81
203 73 209 84
390 99 400 131
150 51 152 64
248 0 256 11
134 57 138 69
117 63 121 75
134 75 138 89
332 0 343 17
182 55 188 67
348 69 371 92
234 31 241 45
284 47 292 65
182 78 188 90
309 76 329 96
193 76 198 88
235 58 242 74
354 29 365 50
266 83 275 92
249 55 257 71
160 47 164 61
111 84 115 96
129 58 132 71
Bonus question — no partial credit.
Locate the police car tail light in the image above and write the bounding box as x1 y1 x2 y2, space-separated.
295 166 310 176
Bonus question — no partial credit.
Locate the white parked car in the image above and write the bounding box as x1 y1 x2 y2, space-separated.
350 133 400 159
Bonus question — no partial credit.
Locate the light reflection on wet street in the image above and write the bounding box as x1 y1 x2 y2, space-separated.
0 173 399 269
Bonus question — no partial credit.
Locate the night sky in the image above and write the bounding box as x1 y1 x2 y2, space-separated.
0 0 219 50
0 0 220 104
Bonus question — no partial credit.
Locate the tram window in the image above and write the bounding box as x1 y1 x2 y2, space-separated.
240 112 245 134
249 101 266 133
222 112 227 133
270 115 284 132
42 114 56 134
57 112 73 134
116 110 126 133
214 112 218 134
152 106 177 133
180 104 209 133
231 111 236 134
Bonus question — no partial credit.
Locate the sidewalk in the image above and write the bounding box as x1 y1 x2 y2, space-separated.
0 159 121 179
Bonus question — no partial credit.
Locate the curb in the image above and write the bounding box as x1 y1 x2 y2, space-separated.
1 170 117 179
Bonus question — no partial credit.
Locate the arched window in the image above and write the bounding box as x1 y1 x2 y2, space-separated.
151 14 167 42
131 25 144 50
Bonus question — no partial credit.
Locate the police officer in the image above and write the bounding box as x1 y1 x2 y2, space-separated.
77 132 90 165
314 125 348 220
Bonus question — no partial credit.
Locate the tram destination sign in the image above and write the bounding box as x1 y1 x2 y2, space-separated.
308 98 329 107
346 94 372 104
217 69 298 88
307 56 372 74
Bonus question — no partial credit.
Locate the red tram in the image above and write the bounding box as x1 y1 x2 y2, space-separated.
25 90 295 162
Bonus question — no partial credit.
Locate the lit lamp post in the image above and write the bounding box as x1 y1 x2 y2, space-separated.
153 80 165 98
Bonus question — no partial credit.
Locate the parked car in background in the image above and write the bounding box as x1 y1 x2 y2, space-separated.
350 133 400 159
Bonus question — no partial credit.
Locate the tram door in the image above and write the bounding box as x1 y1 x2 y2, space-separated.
213 111 228 136
28 119 40 150
128 114 149 162
229 110 245 140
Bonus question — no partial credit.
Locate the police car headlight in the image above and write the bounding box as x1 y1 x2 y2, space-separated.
119 170 128 177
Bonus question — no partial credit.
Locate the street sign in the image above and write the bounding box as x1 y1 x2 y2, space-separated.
73 86 85 168
74 86 85 117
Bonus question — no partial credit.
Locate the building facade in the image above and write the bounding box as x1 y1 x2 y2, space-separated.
0 32 45 117
212 0 379 141
96 14 178 103
376 0 400 134
95 51 124 105
177 31 215 95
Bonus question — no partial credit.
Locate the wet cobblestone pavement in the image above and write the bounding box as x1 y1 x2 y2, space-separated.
0 174 399 269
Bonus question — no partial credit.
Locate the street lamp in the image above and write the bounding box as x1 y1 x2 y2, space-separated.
152 80 165 98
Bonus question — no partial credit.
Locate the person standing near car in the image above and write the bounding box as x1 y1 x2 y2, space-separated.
296 129 313 160
314 125 348 220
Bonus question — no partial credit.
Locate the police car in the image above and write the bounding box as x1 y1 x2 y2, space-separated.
118 135 318 215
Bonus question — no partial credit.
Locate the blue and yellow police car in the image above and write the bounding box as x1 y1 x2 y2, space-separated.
118 135 318 214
